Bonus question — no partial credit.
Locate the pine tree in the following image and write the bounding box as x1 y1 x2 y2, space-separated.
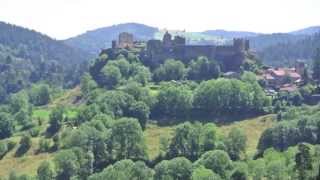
295 143 313 180
312 48 320 82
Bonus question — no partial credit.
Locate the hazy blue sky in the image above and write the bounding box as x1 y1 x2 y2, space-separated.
1 0 319 39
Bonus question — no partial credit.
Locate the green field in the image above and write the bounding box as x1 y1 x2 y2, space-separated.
144 114 275 159
0 114 275 177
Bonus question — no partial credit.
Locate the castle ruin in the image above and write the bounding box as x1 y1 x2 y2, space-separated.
143 32 250 71
112 32 134 49
111 32 251 72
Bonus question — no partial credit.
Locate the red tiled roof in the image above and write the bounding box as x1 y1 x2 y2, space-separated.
279 84 297 92
270 69 286 76
288 72 301 79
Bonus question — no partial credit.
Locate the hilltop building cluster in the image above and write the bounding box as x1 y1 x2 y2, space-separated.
259 61 305 93
104 32 312 97
110 32 251 72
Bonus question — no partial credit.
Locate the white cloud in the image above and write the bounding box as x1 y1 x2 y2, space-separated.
0 0 319 39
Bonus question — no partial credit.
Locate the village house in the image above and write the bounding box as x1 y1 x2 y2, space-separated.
262 62 305 92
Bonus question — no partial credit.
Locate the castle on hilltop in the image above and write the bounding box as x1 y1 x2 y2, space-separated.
110 32 251 71
112 32 134 49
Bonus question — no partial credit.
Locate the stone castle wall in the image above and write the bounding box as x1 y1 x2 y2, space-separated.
144 32 249 71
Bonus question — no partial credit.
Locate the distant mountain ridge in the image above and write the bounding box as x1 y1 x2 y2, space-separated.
64 22 320 56
64 23 158 55
203 29 259 39
289 26 320 35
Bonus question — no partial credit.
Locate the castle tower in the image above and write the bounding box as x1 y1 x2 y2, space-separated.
233 38 246 51
163 31 172 47
118 32 134 48
295 61 306 75
245 40 250 51
112 40 117 49
173 36 186 46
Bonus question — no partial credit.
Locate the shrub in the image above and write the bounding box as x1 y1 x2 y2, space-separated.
39 138 51 153
0 141 8 159
7 140 17 151
15 135 32 156
29 127 41 137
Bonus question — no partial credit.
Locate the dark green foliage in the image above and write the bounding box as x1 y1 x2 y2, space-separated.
47 107 64 135
99 64 122 89
54 148 94 180
154 157 193 180
154 84 193 119
0 112 14 139
54 149 80 180
122 82 155 107
37 161 56 180
230 162 249 180
194 78 270 115
88 160 154 180
128 101 150 129
0 22 90 92
108 58 131 78
188 56 220 81
230 170 248 180
76 103 100 125
80 73 98 98
28 84 51 106
295 143 313 180
89 90 150 128
168 122 220 160
52 134 61 151
256 33 320 66
108 118 147 160
39 138 51 153
195 150 233 179
15 135 32 156
89 54 108 84
247 159 266 180
168 122 202 160
265 160 288 180
15 109 33 130
9 92 30 114
8 171 35 180
28 126 40 137
225 128 247 161
8 92 33 130
153 59 187 82
89 57 151 89
131 63 152 86
258 105 320 152
62 116 109 170
191 166 221 180
313 48 320 82
0 140 8 159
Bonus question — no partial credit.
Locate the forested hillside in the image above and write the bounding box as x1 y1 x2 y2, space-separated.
257 33 320 66
1 42 320 179
290 26 320 35
0 22 91 98
0 22 90 64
